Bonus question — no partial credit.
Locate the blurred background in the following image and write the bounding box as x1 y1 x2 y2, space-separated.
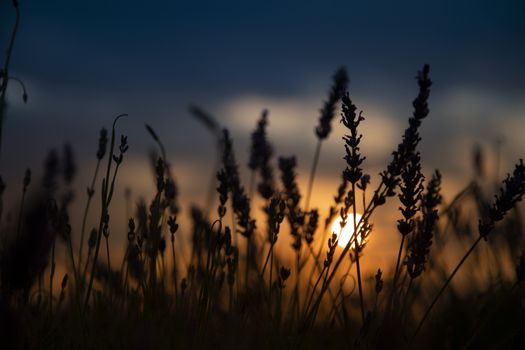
1 0 524 273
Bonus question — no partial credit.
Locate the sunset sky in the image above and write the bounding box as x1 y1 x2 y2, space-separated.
1 0 524 268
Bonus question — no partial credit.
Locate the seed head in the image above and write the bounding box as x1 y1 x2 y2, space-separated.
479 159 525 238
127 218 136 243
62 143 77 185
315 67 349 140
341 92 366 184
406 170 442 279
379 65 432 202
96 128 108 160
88 228 97 249
278 266 291 288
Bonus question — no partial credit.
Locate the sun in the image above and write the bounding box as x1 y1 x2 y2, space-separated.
331 213 363 249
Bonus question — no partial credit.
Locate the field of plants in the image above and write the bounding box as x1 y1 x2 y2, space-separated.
1 1 525 349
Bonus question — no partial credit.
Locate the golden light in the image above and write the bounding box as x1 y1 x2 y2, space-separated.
331 213 363 249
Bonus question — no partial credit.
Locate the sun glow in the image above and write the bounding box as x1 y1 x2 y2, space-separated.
331 213 363 249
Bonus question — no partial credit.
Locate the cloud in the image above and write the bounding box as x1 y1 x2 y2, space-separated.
220 94 403 162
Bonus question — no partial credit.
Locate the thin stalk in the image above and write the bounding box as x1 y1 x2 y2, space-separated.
304 265 327 316
79 159 101 274
260 242 274 278
171 237 178 300
66 234 79 298
461 282 519 350
304 243 342 320
84 114 127 309
411 235 483 344
245 236 251 291
105 236 111 269
308 183 386 322
388 234 407 311
304 140 322 212
246 169 256 291
268 248 274 304
352 182 366 323
49 238 56 314
400 277 414 326
0 3 20 155
303 209 349 326
291 250 301 319
307 225 329 286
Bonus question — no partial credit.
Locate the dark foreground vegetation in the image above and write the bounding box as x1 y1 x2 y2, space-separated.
1 2 525 349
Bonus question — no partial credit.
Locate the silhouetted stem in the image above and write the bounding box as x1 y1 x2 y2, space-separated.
84 114 126 309
245 236 250 292
105 236 111 269
393 236 406 286
352 182 366 323
0 4 20 155
307 225 329 286
66 234 79 298
79 159 101 274
49 238 56 314
260 242 274 279
307 183 387 326
305 265 327 317
304 140 322 212
386 234 407 315
171 237 178 300
268 248 273 303
411 235 483 344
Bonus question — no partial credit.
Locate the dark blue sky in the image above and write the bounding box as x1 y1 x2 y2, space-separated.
5 0 525 95
1 0 524 208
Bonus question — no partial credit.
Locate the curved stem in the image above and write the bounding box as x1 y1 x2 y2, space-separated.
0 4 20 155
84 114 127 309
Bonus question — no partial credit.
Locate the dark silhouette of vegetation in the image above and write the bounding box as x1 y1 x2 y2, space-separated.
0 9 524 346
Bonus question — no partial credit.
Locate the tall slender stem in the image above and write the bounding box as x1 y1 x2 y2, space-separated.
269 248 274 300
84 114 126 309
66 234 79 296
171 237 178 300
308 183 386 323
105 236 111 269
0 3 20 155
245 236 250 291
388 234 407 312
304 140 322 212
79 160 101 275
49 238 56 314
411 236 483 344
352 182 365 322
